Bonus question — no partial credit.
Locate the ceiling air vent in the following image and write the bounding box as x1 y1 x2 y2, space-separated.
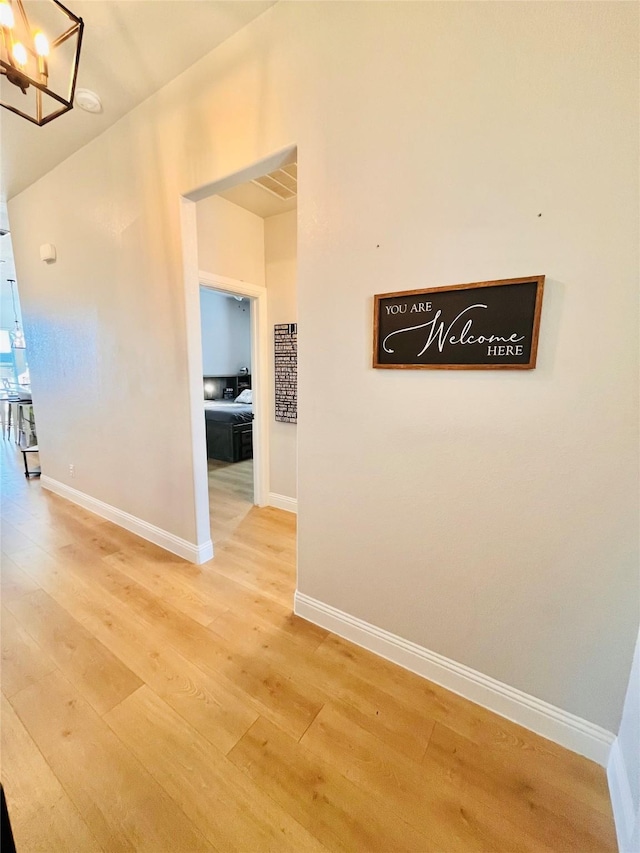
251 164 297 201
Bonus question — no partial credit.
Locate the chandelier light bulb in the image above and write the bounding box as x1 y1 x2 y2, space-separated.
34 31 49 56
12 41 27 66
0 1 14 28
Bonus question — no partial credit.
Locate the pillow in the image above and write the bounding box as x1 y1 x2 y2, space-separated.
235 389 252 404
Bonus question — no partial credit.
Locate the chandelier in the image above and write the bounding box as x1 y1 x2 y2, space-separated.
0 0 83 126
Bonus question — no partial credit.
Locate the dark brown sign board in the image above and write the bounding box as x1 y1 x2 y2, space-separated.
373 276 544 370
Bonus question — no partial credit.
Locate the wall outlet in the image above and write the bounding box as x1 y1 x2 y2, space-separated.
69 464 75 478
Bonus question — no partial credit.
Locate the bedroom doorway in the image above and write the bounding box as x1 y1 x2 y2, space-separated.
180 145 297 561
199 279 261 545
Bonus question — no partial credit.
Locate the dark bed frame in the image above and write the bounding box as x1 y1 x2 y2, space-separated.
204 374 253 463
205 418 253 463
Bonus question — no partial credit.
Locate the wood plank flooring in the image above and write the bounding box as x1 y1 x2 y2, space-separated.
1 441 617 852
207 458 254 546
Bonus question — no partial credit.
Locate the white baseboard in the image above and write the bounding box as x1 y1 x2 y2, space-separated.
41 476 213 565
608 736 638 852
294 591 615 767
268 492 297 514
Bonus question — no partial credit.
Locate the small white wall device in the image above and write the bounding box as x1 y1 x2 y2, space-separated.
40 243 57 263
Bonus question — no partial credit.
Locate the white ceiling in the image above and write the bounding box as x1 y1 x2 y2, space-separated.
0 0 277 203
218 182 295 219
218 165 297 219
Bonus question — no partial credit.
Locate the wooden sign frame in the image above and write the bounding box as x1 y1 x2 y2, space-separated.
373 275 545 370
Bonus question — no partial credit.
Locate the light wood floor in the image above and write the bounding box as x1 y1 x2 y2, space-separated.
1 441 617 852
207 457 254 545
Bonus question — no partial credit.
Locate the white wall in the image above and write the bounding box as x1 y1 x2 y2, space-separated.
265 210 297 500
610 630 640 851
200 289 251 376
8 2 638 735
196 195 265 287
619 639 640 825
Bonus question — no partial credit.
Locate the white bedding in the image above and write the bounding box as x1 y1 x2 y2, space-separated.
204 400 250 411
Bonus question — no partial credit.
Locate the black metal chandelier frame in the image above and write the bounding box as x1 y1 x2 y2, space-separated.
0 0 83 126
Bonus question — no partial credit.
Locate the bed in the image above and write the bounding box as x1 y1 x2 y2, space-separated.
204 400 253 462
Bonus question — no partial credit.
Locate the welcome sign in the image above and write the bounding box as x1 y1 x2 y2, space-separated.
373 276 544 370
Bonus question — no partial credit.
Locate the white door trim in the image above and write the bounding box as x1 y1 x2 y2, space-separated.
179 196 212 560
198 269 269 509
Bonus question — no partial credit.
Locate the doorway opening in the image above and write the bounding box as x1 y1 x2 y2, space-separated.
180 146 298 560
199 280 258 545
